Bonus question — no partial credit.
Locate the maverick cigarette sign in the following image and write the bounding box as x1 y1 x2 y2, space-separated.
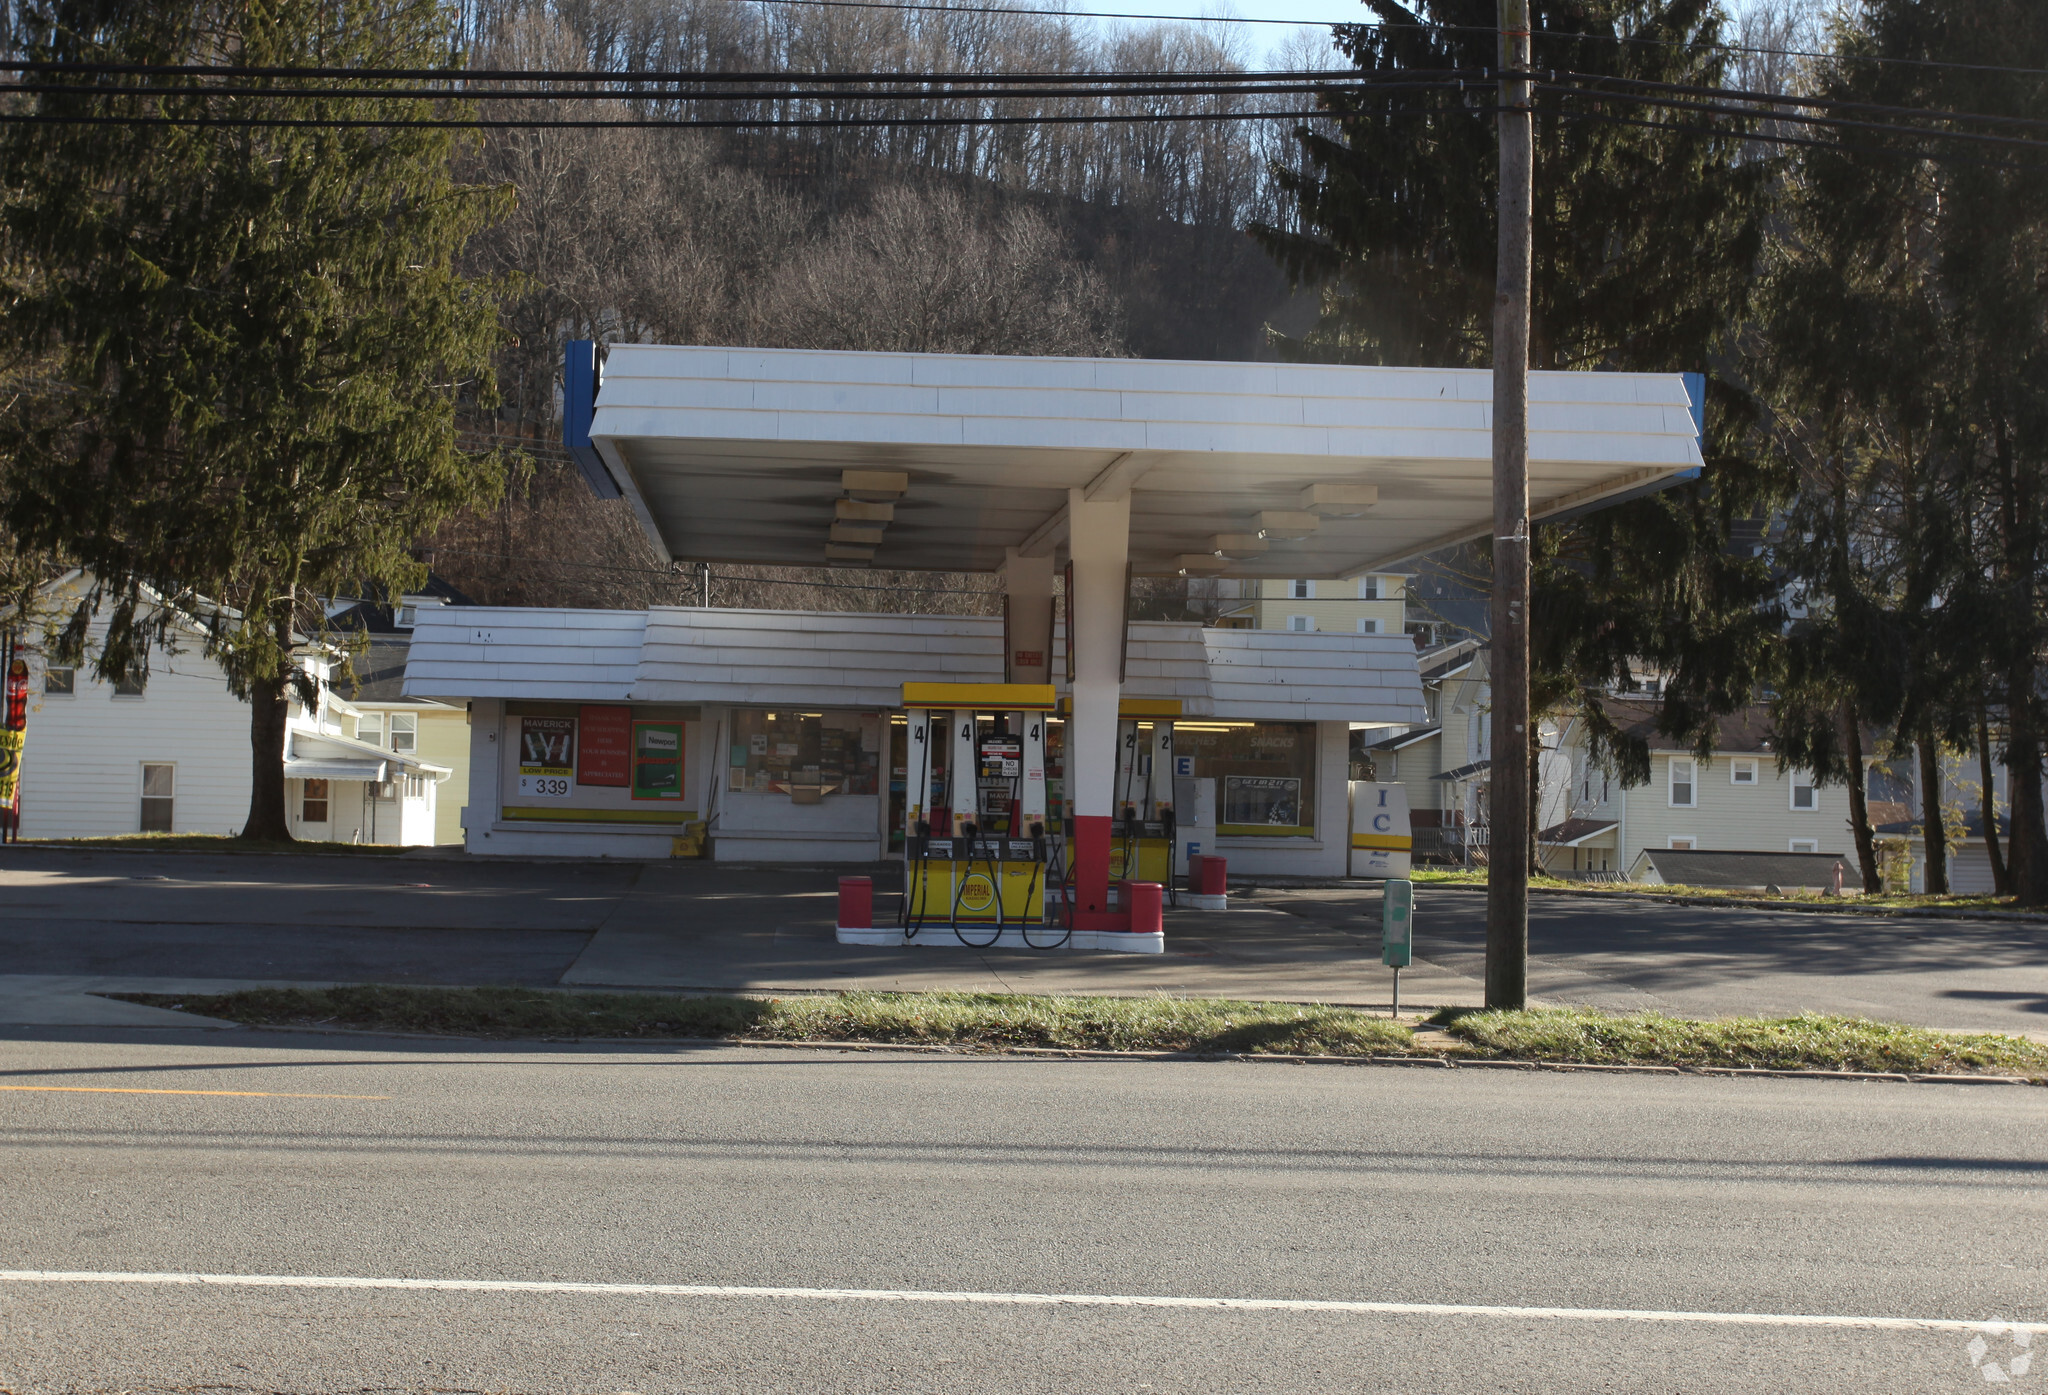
518 716 576 799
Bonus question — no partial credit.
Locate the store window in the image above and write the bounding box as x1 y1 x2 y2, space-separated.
43 667 74 694
302 778 330 824
728 710 881 797
1177 721 1317 836
140 764 174 832
389 712 417 753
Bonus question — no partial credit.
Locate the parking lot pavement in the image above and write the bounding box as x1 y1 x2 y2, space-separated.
3 845 2044 1029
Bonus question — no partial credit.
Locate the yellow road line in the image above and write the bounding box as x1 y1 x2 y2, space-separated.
0 1085 388 1100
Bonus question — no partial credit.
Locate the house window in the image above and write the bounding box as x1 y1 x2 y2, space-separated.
43 667 74 694
1669 836 1696 850
1731 757 1758 786
1359 577 1381 600
1789 838 1818 853
114 672 145 697
389 712 417 753
139 764 174 832
396 604 417 628
1791 771 1817 811
1669 757 1696 808
358 712 383 745
1287 615 1314 633
301 778 330 824
373 779 397 802
1382 752 1398 779
1356 618 1380 634
403 773 426 799
1289 579 1313 599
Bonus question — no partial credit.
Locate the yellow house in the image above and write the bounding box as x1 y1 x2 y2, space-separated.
1220 574 1414 638
333 607 472 846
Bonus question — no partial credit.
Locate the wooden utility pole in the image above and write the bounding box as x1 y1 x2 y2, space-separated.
1487 0 1532 1010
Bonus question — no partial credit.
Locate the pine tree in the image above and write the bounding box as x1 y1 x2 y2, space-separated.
1252 0 1787 792
0 0 512 841
1763 0 2048 904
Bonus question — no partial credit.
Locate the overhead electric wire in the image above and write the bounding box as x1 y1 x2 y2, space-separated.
1535 83 2048 153
0 58 1415 83
1538 69 2048 135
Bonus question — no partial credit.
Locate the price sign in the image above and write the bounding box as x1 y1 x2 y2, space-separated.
518 717 576 800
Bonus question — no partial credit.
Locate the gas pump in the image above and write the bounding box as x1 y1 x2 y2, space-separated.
1110 715 1179 903
899 683 1059 947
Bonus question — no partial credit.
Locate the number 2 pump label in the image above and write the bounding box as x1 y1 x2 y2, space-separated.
518 716 576 799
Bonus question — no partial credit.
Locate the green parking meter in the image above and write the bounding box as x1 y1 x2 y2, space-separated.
1381 878 1413 1018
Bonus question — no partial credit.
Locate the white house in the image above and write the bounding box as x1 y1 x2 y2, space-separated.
11 574 450 844
1542 698 1851 875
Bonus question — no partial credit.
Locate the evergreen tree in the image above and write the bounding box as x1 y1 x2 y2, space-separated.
0 0 511 840
1763 0 2048 903
1253 0 1787 794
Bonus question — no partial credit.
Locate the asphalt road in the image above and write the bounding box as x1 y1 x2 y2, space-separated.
1 1032 2044 1392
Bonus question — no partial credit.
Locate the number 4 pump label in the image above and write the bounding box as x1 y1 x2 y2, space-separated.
518 716 577 799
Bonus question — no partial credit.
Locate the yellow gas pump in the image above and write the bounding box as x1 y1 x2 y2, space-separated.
900 683 1058 945
1108 703 1182 899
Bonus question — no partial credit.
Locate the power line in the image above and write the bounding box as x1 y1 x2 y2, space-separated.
646 0 2048 79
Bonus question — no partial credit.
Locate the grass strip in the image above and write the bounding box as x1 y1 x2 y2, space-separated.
116 986 1419 1056
1432 1007 2048 1076
113 986 2048 1076
1406 868 2018 912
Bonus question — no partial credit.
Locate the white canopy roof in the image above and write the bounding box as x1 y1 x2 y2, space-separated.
405 606 1427 725
587 345 1702 579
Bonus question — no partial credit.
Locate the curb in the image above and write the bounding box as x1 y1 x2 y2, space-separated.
1403 882 2048 924
207 1022 2045 1085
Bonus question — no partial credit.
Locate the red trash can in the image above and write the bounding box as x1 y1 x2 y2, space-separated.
837 875 873 930
1121 881 1164 936
1195 856 1227 897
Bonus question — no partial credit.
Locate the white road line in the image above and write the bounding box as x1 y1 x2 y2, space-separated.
1 1270 2042 1334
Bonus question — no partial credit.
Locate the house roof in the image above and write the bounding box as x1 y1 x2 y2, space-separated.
1418 638 1481 684
404 606 1428 724
284 729 451 782
1596 696 1780 755
1433 759 1491 782
587 345 1703 579
1538 817 1618 847
1631 848 1848 889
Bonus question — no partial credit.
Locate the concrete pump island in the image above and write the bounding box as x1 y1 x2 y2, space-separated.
405 343 1702 951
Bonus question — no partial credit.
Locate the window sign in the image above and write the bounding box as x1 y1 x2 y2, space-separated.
577 705 632 787
632 721 686 800
727 711 879 796
1224 775 1303 828
518 716 576 799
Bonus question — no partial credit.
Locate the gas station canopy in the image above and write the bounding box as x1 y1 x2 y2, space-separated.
577 344 1704 578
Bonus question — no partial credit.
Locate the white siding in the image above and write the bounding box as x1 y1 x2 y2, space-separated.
404 607 646 701
634 608 1002 708
19 641 255 839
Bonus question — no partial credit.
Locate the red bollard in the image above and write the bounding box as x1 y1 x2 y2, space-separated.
1121 880 1163 937
1196 856 1227 897
837 875 873 930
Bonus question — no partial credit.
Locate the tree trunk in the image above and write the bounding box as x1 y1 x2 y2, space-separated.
243 671 294 842
1979 707 2011 897
1916 734 1948 896
2006 669 2048 907
1840 699 1881 893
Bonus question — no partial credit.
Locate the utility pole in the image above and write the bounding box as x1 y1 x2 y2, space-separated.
1487 0 1532 1011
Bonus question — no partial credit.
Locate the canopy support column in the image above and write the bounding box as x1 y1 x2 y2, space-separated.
1066 488 1129 930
